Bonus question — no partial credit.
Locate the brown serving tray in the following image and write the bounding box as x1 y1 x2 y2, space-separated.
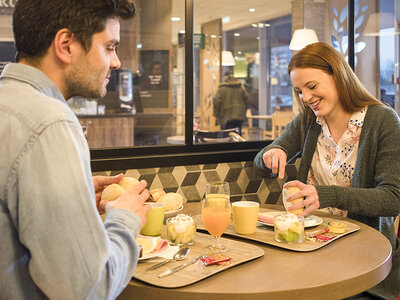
133 231 264 288
196 209 360 252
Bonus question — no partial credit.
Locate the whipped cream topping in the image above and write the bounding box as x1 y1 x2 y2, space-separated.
168 214 194 233
275 213 299 231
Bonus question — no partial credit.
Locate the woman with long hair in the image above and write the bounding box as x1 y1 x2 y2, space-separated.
255 42 400 299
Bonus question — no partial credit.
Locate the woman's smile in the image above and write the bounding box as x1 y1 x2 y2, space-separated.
308 98 322 110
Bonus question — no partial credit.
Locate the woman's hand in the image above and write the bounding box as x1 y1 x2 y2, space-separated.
93 173 124 214
262 148 287 179
283 180 320 217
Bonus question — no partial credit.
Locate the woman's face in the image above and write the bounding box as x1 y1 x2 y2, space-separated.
290 68 344 120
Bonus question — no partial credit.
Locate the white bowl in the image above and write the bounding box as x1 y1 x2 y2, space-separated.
164 205 184 218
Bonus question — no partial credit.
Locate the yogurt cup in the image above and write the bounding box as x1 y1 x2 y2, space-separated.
166 214 196 246
274 213 304 243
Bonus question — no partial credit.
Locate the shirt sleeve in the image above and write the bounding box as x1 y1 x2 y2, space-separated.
15 119 140 299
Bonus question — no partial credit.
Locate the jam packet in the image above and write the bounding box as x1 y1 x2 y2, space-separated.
200 254 232 266
305 228 337 242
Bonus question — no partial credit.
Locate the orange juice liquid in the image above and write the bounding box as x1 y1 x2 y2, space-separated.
202 207 231 237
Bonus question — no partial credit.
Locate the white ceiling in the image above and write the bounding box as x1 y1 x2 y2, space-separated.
172 0 292 41
194 0 292 31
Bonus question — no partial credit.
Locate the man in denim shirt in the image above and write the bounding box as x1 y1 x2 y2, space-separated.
0 1 152 299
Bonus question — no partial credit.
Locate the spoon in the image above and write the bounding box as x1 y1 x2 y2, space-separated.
146 247 190 271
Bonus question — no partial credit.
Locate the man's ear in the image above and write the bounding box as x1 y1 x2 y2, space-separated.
53 28 77 64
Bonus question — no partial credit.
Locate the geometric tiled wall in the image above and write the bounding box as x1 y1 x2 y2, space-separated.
93 160 299 206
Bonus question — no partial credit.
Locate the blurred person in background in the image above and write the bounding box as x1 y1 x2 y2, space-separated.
214 71 249 135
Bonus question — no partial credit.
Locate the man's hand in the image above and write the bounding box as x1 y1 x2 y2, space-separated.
104 180 151 228
262 148 287 179
283 180 320 217
93 174 124 214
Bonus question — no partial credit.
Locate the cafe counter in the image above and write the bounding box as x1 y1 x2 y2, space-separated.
78 112 175 148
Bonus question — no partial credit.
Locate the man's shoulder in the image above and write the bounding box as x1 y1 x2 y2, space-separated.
0 82 78 135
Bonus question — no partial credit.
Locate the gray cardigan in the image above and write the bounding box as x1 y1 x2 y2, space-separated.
255 104 400 299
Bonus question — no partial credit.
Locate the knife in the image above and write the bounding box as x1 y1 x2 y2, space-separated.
158 255 206 278
146 259 171 271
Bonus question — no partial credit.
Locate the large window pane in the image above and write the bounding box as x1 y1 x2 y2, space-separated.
353 0 397 110
193 1 295 143
70 0 186 148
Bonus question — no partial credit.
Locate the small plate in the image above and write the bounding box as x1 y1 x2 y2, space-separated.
258 212 323 228
164 206 183 218
138 243 170 261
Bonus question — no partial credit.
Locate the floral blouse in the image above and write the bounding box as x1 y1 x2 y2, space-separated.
307 107 368 216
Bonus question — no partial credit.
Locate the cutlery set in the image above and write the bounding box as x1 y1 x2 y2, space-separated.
158 255 207 278
145 247 205 278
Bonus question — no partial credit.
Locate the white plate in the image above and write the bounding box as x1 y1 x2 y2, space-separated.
138 243 170 261
164 206 183 218
258 212 323 228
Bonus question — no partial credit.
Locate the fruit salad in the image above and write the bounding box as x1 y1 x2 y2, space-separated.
166 214 196 246
274 213 304 243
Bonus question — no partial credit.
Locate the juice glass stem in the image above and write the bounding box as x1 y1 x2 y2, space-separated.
208 235 228 253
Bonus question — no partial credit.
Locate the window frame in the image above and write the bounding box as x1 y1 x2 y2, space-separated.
90 0 355 172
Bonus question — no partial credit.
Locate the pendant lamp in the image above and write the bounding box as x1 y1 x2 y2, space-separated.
289 0 319 50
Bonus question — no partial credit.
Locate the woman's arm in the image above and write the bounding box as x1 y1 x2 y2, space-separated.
254 114 304 174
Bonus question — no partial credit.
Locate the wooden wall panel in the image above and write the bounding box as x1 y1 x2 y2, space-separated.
199 19 222 131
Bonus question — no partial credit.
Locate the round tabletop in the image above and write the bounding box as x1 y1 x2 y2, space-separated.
118 203 392 300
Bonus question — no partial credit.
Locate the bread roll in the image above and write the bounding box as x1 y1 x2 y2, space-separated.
149 188 166 202
157 192 183 212
282 187 304 215
118 176 139 190
101 183 125 201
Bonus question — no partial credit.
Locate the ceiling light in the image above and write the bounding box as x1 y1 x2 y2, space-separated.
289 0 319 50
171 17 181 21
221 51 235 66
211 35 217 38
238 51 242 54
179 30 185 34
289 29 319 50
234 33 240 37
249 8 255 12
252 24 258 27
363 13 398 36
222 16 230 23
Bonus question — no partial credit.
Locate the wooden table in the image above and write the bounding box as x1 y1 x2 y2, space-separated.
247 114 273 121
118 204 392 300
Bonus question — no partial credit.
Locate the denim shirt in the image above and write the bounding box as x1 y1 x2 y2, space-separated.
0 63 141 299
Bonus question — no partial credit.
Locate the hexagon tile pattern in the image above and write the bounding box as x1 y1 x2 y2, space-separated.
94 160 300 205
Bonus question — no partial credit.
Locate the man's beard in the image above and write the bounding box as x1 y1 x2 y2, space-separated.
65 78 106 100
64 57 107 100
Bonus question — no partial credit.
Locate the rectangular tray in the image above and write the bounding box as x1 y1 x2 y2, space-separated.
133 231 264 288
196 209 360 252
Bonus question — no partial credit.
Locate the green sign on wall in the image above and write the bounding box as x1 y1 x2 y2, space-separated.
193 34 205 50
178 33 205 50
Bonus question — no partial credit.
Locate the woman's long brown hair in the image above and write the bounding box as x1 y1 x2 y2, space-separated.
288 42 382 144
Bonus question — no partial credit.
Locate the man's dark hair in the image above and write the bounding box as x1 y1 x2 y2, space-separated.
13 0 135 62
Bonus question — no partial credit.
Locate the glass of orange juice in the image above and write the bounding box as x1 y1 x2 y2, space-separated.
202 181 231 252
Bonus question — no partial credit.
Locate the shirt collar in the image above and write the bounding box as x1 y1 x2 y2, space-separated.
0 63 66 103
316 107 368 129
